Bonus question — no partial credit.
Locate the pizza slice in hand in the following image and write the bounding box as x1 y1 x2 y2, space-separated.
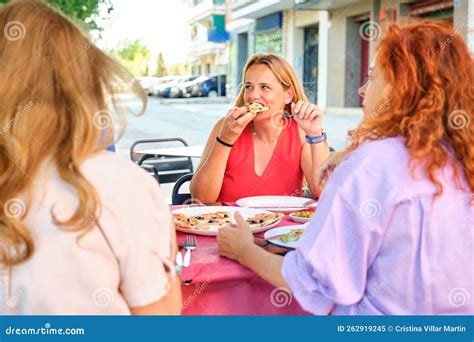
248 102 269 114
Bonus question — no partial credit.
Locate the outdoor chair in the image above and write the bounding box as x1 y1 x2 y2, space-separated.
171 173 194 205
130 138 194 184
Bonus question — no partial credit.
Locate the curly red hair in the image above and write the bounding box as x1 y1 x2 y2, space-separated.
347 21 474 198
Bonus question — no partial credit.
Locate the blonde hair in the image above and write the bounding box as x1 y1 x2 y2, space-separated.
0 0 146 266
234 54 307 112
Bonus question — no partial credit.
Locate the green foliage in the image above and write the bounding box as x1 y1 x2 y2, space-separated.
0 0 114 34
110 39 152 76
168 61 189 76
155 52 168 77
113 39 150 61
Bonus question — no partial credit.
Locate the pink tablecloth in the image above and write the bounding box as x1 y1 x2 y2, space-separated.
172 205 310 315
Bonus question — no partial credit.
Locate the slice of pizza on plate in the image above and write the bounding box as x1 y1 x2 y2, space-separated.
173 211 235 231
246 212 284 229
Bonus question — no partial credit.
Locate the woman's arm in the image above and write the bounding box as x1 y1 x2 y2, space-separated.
291 101 330 197
239 243 288 289
190 107 257 204
316 151 346 189
300 135 330 197
217 212 289 289
130 273 182 315
189 118 231 203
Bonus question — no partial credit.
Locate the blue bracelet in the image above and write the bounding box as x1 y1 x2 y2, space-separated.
305 131 327 144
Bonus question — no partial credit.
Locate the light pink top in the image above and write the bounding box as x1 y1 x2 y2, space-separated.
0 152 176 315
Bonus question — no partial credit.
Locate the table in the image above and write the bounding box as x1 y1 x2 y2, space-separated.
136 145 204 158
173 205 310 315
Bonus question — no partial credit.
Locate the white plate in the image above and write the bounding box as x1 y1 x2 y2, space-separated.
172 206 282 236
236 195 317 213
264 224 307 249
289 212 313 223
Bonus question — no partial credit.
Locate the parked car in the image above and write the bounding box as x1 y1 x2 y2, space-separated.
157 75 198 98
136 76 162 94
191 74 226 97
148 76 180 96
172 75 208 98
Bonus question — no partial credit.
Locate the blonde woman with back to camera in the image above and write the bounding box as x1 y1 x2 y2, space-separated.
0 0 181 315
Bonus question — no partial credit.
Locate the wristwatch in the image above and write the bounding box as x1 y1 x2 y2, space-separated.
305 130 327 144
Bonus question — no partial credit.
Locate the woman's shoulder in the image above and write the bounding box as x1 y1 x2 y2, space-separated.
344 137 408 168
81 151 158 195
83 151 149 176
329 137 410 194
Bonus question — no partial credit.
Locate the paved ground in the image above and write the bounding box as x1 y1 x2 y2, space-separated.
115 96 363 201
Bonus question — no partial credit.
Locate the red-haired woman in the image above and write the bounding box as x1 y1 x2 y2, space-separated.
218 22 473 315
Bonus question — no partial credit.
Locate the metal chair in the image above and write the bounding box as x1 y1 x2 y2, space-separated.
130 138 194 184
171 173 194 205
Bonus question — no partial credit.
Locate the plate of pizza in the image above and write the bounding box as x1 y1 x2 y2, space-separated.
264 224 307 249
172 206 284 236
236 195 317 213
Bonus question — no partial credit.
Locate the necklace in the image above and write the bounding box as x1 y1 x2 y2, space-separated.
250 122 280 143
250 122 256 136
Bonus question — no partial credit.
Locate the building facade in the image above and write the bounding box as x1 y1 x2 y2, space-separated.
226 0 473 110
185 0 230 76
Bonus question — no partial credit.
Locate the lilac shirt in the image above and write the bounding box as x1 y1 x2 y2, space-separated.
282 137 473 315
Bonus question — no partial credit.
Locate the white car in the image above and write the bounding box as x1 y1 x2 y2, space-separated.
173 75 209 98
149 76 181 96
157 75 197 98
136 77 162 94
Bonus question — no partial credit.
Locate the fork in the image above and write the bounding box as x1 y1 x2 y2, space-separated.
282 105 324 119
183 234 197 267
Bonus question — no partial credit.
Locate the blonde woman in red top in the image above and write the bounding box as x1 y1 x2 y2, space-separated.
190 54 331 204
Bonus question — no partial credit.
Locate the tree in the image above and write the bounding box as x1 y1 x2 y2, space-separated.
155 53 168 77
0 0 114 35
113 39 150 62
168 61 189 76
110 39 152 76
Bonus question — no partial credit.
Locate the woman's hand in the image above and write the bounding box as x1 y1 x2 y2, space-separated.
217 212 255 263
218 212 289 289
291 101 324 136
218 107 257 145
316 151 345 189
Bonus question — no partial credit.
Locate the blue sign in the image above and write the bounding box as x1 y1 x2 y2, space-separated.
208 29 230 42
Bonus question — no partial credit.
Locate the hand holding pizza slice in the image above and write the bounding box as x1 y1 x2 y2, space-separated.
248 102 269 114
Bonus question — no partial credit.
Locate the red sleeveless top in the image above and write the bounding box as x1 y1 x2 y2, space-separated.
217 121 304 202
